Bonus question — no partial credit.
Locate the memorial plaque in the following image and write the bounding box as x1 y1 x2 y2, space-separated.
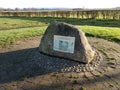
53 35 75 53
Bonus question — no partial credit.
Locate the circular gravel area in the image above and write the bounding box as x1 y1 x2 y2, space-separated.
34 49 103 73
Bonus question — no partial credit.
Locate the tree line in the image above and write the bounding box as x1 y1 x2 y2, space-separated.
0 10 120 20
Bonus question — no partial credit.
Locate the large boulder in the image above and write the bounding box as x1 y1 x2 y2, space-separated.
39 21 95 63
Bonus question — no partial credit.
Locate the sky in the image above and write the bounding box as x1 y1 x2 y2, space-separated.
0 0 120 9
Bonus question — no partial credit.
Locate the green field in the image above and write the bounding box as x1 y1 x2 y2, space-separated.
0 17 120 29
80 26 120 42
0 16 120 47
0 16 47 30
0 27 47 46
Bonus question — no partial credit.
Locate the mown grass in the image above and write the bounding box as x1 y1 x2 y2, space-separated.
0 17 47 30
0 26 47 47
79 26 120 42
0 25 120 47
0 16 120 30
0 16 120 47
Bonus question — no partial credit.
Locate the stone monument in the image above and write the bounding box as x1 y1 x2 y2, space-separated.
39 21 95 63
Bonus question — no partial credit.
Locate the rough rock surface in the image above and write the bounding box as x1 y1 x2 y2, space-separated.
39 22 95 63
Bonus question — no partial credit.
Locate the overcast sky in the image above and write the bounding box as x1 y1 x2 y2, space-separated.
0 0 120 9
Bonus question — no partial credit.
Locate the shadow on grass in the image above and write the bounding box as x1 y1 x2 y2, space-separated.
0 47 51 84
0 16 120 28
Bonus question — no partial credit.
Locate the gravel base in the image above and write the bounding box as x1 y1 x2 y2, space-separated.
34 49 103 73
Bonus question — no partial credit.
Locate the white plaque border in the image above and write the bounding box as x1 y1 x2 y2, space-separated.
53 35 75 54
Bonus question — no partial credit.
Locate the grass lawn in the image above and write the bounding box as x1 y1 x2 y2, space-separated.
0 16 120 47
0 26 47 47
0 16 120 30
79 26 120 42
0 16 47 30
0 25 120 47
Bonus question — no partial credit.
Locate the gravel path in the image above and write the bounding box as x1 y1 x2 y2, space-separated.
0 36 120 90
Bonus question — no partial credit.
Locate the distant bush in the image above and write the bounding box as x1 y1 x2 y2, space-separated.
0 10 120 20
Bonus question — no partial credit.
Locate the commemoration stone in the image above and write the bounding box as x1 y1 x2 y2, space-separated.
39 21 95 63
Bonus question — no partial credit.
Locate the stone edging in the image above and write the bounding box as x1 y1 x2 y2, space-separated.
36 49 103 73
62 49 103 73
